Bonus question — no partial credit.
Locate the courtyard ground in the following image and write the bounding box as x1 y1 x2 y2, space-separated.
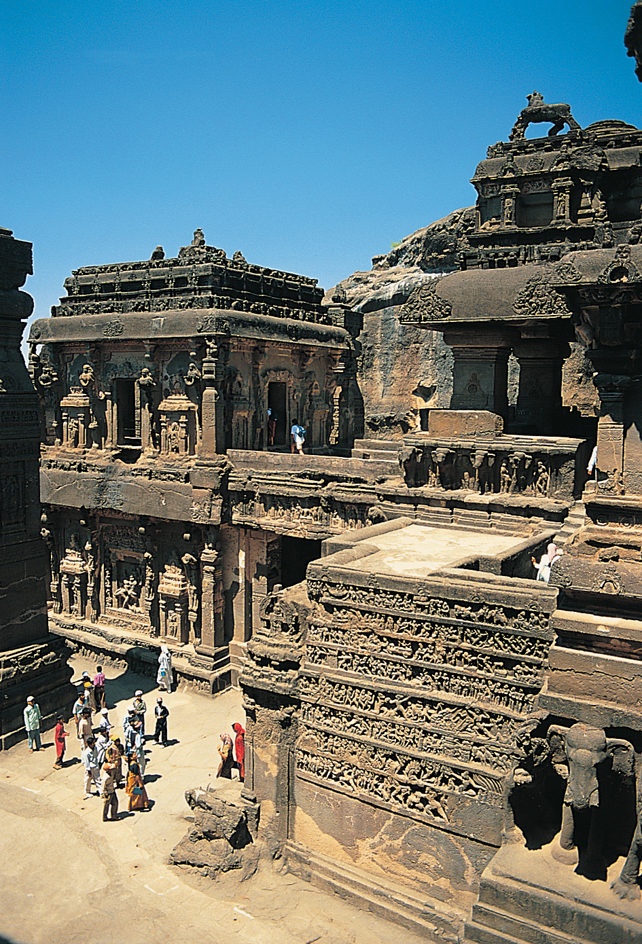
0 655 430 944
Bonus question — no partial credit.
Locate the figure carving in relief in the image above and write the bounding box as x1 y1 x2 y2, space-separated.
168 421 181 453
115 574 141 611
184 362 202 388
137 367 156 404
143 551 156 603
68 417 79 448
40 520 59 577
500 459 512 493
535 461 550 496
548 723 633 880
167 609 179 637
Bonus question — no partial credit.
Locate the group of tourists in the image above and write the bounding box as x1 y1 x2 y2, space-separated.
23 652 175 822
24 645 246 822
216 723 245 780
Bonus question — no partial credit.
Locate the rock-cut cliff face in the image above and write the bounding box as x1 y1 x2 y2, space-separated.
325 209 470 440
327 206 597 440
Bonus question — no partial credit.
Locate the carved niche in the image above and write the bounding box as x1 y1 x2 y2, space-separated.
158 394 197 455
60 388 91 448
59 533 88 618
158 551 190 643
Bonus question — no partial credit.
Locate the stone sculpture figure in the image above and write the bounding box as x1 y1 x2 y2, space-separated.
612 808 642 899
137 367 156 404
115 575 140 611
509 92 581 141
548 723 633 879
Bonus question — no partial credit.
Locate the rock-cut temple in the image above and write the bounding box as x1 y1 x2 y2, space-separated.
6 15 642 943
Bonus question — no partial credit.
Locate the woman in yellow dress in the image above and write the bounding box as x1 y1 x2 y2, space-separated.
126 761 150 811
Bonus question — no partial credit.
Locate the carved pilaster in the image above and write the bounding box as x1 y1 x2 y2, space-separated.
200 339 224 457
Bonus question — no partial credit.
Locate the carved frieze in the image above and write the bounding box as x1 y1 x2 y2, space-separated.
512 269 572 318
398 279 452 325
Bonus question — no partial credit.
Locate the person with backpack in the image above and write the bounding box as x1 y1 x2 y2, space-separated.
290 420 306 455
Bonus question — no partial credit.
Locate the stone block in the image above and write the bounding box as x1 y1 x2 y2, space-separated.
427 410 503 438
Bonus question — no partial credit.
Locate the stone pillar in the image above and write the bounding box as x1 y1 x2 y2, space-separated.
198 544 224 655
0 228 74 748
200 338 224 457
595 384 627 494
513 337 569 433
445 329 515 421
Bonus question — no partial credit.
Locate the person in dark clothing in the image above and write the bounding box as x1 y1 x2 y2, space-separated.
154 697 169 746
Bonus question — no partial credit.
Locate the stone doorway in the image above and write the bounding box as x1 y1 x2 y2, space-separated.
268 381 287 447
280 536 322 588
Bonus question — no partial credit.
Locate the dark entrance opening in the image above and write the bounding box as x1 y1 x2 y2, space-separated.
281 536 322 588
116 379 140 445
268 382 287 447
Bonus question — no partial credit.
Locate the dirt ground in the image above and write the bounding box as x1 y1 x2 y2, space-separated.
0 655 430 944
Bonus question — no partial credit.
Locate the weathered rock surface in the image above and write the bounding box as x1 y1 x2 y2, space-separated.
170 782 264 880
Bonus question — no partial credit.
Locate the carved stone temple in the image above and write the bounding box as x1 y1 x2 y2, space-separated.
26 15 642 943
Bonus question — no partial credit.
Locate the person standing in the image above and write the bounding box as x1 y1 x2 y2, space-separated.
92 665 106 710
157 645 173 693
95 728 111 770
122 707 137 752
133 728 146 777
53 716 68 769
216 733 234 779
82 736 102 798
23 696 42 752
132 691 147 737
72 690 88 738
290 421 305 455
126 761 150 812
232 723 245 781
101 765 119 822
106 738 124 787
97 707 111 735
154 698 169 746
78 708 93 748
81 672 96 712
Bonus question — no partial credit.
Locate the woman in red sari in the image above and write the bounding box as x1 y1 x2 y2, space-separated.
126 761 150 811
232 723 245 781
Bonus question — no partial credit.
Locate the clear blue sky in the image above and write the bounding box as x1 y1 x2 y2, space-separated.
2 0 641 339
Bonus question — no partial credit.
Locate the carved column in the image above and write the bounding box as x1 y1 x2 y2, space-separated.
594 382 628 494
198 544 223 654
200 339 224 457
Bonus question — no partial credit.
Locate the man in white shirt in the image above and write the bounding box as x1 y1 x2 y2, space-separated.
23 696 42 752
82 736 102 798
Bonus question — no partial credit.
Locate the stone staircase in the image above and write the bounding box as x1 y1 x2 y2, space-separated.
351 438 400 470
553 499 586 548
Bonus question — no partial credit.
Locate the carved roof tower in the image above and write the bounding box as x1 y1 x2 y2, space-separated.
463 93 642 271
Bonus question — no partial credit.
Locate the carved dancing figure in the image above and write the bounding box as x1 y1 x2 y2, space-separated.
115 575 140 610
548 723 633 879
